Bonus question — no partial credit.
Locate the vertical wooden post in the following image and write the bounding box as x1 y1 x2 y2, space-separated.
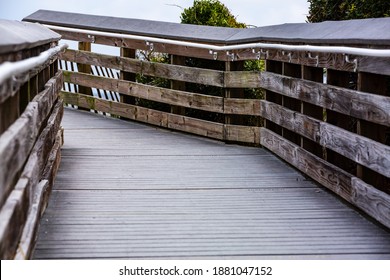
301 66 324 158
171 55 186 115
282 62 301 145
357 72 390 193
264 60 283 135
120 47 136 105
19 82 29 113
224 60 245 126
77 42 92 96
326 69 357 174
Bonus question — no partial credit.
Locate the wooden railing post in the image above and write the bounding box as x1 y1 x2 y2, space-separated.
358 72 390 194
77 42 92 96
282 62 301 145
326 69 357 175
301 66 325 159
264 60 283 135
224 60 244 126
170 55 186 115
120 47 136 105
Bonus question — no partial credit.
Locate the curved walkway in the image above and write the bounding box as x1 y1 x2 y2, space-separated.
33 108 390 259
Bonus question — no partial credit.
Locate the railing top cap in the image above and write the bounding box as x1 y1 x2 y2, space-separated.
0 19 61 55
23 9 390 46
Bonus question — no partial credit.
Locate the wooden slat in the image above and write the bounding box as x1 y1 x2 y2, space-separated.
0 73 62 208
225 71 390 127
61 49 224 87
14 180 49 260
0 103 39 208
168 114 224 140
56 30 390 75
57 30 220 61
224 125 261 144
258 100 390 177
0 179 29 259
260 127 390 228
63 71 224 113
0 101 63 259
60 91 225 141
224 98 261 116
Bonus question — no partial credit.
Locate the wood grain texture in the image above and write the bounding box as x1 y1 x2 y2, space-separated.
60 92 263 144
225 71 390 127
56 30 390 75
0 72 62 208
0 102 39 209
0 179 29 259
256 100 390 178
260 127 390 228
61 49 224 87
57 30 217 61
224 125 261 144
14 180 49 260
31 109 390 259
63 71 224 113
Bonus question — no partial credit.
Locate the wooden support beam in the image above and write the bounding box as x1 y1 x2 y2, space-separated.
62 49 225 87
77 42 92 96
264 60 283 135
170 55 186 115
358 72 390 194
120 47 136 105
301 66 325 159
63 71 224 113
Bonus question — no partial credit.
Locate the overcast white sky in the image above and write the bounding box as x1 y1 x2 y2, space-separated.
0 0 309 27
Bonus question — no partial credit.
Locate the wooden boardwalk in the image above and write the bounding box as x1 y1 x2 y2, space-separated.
32 108 390 259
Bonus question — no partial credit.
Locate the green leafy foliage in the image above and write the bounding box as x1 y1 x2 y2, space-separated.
180 0 264 124
181 0 246 27
307 0 390 22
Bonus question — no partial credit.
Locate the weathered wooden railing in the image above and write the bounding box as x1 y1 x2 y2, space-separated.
0 20 65 259
23 11 390 229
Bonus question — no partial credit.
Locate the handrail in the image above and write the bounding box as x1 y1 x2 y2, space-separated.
44 24 390 58
0 44 68 85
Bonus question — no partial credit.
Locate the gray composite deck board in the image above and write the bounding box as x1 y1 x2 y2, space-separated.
32 108 390 259
24 10 390 45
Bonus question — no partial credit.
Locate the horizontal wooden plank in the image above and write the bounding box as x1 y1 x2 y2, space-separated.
56 30 390 75
0 72 62 208
57 30 220 61
224 98 261 116
63 71 224 113
41 131 63 188
225 71 390 127
21 100 64 195
62 49 224 87
0 179 29 259
0 103 39 209
260 127 390 228
319 122 390 178
258 100 320 141
14 180 49 260
257 100 390 178
61 92 225 141
168 114 224 140
0 102 63 259
225 124 261 144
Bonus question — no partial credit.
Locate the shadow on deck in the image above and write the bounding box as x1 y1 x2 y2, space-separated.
32 108 390 259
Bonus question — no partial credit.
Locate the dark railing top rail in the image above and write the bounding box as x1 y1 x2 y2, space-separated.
23 9 390 46
0 19 61 54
